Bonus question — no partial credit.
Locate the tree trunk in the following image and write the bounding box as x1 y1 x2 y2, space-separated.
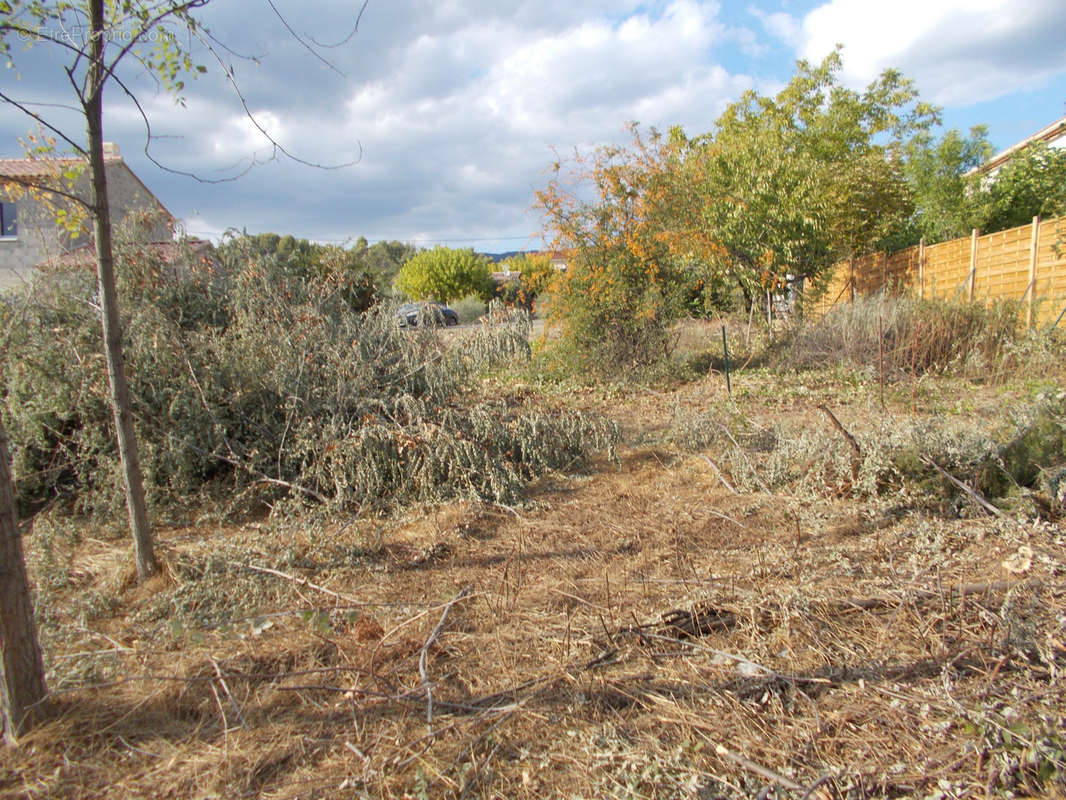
87 0 158 582
0 423 48 743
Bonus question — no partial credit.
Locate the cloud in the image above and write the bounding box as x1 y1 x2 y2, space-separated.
749 8 801 49
797 0 1066 105
31 1 1060 251
148 0 756 247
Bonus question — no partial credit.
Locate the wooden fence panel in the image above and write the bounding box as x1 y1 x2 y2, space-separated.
886 247 919 289
978 226 1029 301
923 236 971 300
813 214 1066 328
1036 217 1066 325
852 252 883 295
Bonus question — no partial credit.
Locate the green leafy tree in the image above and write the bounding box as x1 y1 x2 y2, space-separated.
891 126 992 247
672 50 937 298
363 240 419 290
978 142 1066 232
536 52 938 370
395 246 494 303
218 233 380 312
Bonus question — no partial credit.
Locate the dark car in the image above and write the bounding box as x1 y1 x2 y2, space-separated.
396 301 459 327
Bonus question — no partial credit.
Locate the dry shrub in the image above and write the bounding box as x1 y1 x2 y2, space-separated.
669 394 1066 514
783 295 1030 377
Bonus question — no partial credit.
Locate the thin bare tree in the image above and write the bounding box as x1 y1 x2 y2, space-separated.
0 0 365 583
0 421 47 744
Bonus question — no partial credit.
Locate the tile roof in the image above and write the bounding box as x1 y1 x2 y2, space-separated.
968 114 1066 176
0 156 122 179
39 238 216 270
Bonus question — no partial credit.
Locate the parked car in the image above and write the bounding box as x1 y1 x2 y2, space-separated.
396 301 459 327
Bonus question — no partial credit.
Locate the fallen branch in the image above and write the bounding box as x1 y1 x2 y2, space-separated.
717 423 772 494
694 454 738 495
921 457 1003 517
817 405 861 458
211 657 246 729
421 586 473 726
637 631 777 679
837 579 1041 613
238 562 362 604
818 403 862 483
714 743 805 792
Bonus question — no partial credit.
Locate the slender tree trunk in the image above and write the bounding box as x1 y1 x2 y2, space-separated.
87 0 158 582
0 423 48 743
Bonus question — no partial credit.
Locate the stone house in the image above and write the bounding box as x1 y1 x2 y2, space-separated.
0 143 172 291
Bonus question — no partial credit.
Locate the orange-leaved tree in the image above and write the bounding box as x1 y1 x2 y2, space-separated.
535 125 701 372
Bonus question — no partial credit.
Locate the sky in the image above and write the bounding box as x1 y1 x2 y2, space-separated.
3 0 1066 254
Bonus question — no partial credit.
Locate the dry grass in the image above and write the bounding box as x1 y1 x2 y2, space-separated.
4 321 1066 799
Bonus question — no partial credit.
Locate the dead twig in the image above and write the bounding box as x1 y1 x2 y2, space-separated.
237 562 362 604
636 631 777 678
459 741 502 800
921 457 1003 516
717 423 772 494
714 743 805 792
818 403 862 482
694 454 738 495
837 579 1042 613
421 586 473 726
211 657 246 730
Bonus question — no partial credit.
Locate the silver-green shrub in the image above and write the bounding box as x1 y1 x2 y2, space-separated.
1 229 617 520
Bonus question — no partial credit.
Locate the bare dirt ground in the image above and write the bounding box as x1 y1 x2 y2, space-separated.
3 326 1065 799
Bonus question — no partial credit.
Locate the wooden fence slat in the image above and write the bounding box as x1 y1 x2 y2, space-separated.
815 214 1066 325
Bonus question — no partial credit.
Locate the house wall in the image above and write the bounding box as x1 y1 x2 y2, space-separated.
0 161 170 292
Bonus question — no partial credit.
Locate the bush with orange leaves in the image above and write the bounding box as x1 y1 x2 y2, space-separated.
535 126 699 374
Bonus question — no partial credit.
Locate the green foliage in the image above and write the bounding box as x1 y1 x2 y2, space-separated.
890 130 1066 249
670 391 1066 514
978 142 1066 233
893 126 992 247
536 51 938 373
1 224 619 520
216 232 380 313
677 49 935 290
395 246 494 304
357 239 419 291
450 293 487 324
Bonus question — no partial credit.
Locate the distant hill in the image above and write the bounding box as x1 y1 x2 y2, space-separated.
481 250 542 263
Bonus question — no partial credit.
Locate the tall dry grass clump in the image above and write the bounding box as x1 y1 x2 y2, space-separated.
784 295 1030 377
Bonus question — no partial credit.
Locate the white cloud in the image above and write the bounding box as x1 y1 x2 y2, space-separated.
208 111 287 161
797 0 1066 105
266 0 754 245
21 0 1059 252
749 8 801 49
